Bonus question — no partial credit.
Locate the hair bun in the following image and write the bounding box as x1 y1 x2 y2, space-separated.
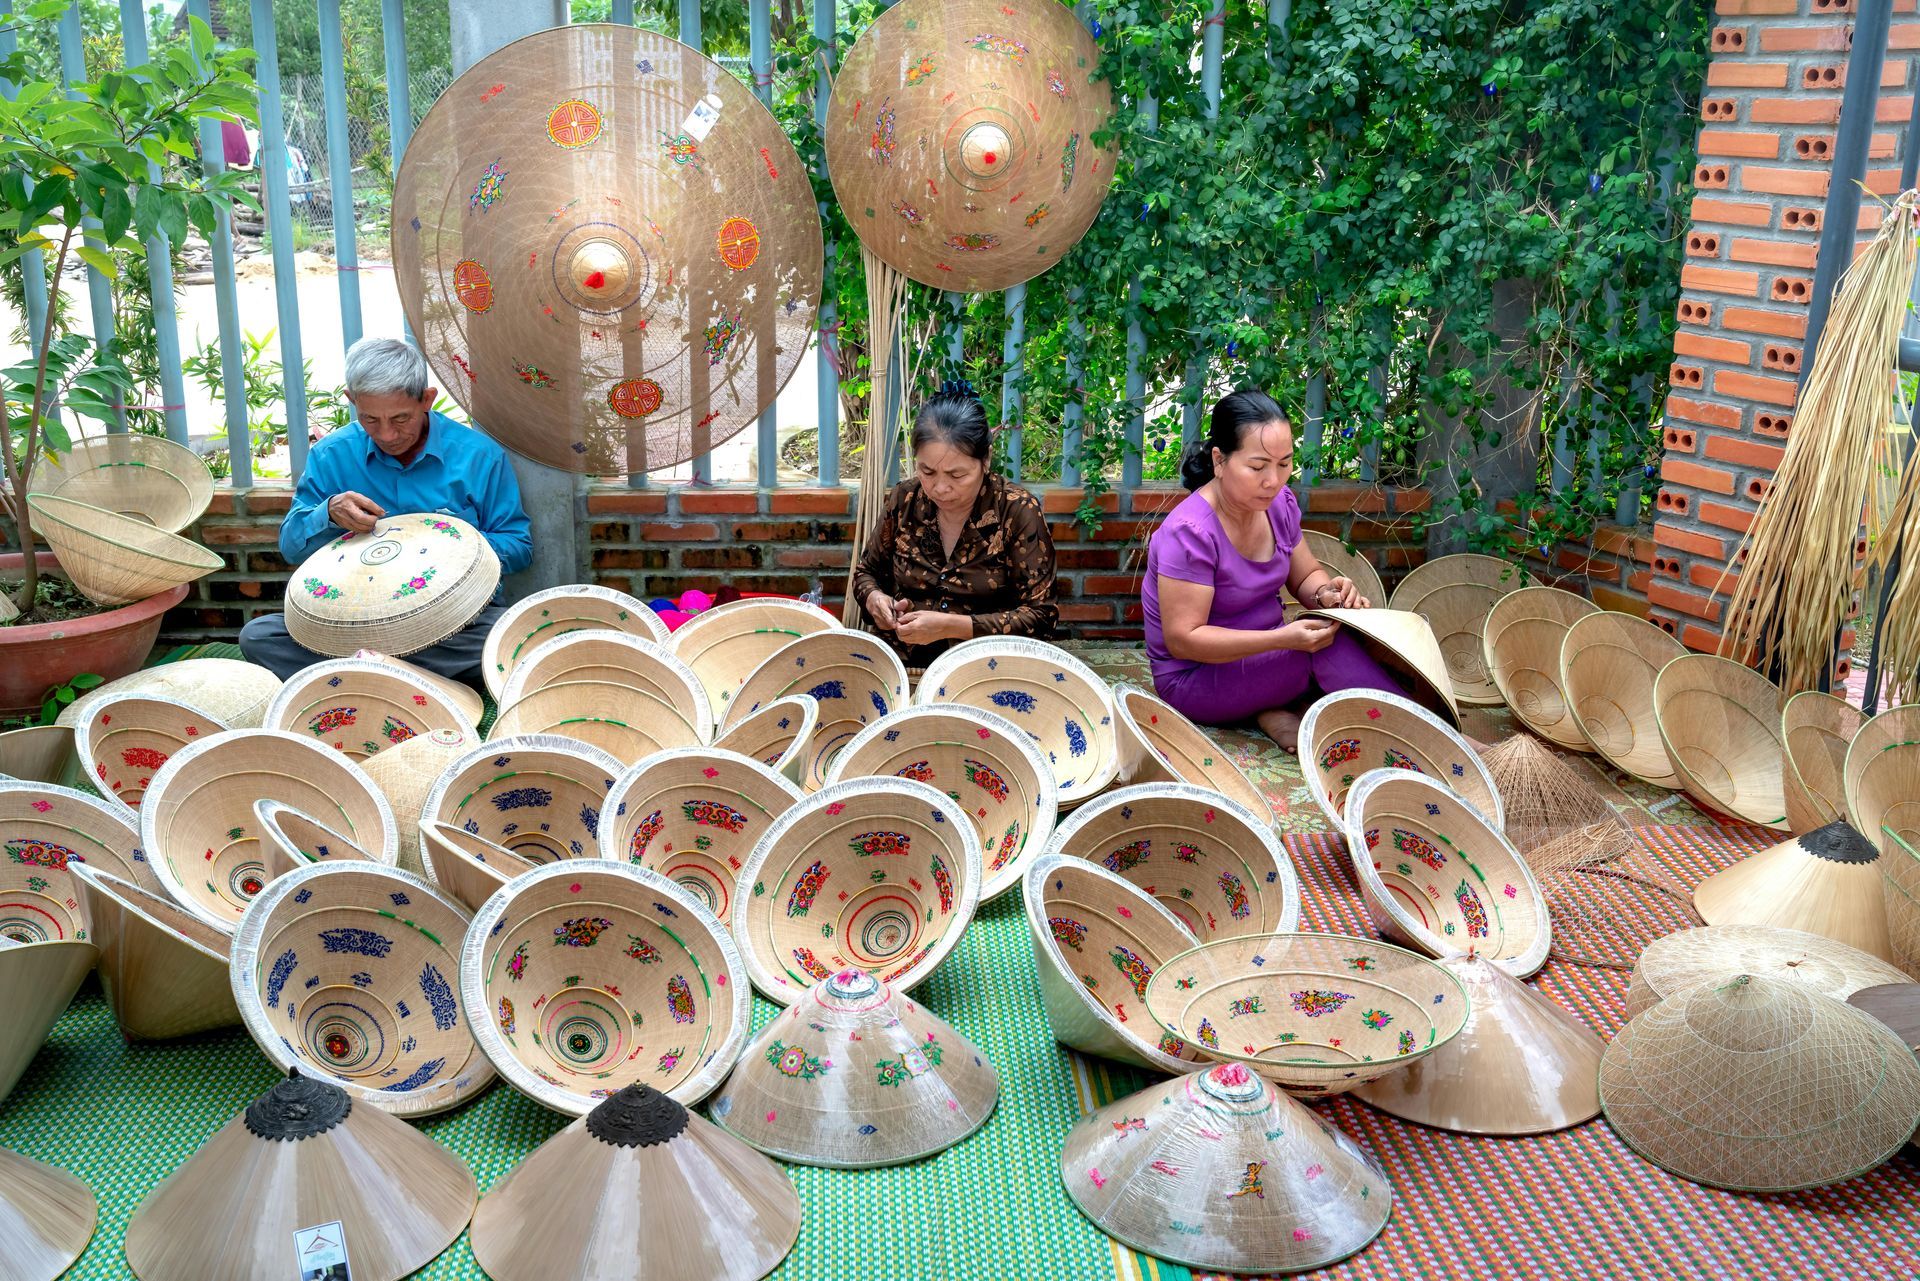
940 377 979 401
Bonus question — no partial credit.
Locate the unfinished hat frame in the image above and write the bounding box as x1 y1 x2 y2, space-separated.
727 629 911 789
668 596 841 722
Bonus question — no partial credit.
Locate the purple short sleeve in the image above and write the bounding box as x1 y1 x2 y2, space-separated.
1151 515 1217 587
1273 487 1303 562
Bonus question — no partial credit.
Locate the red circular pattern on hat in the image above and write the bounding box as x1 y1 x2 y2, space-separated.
546 99 604 149
452 259 494 313
716 217 761 271
609 378 664 419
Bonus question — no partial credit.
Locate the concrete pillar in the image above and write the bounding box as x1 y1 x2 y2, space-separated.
449 0 584 596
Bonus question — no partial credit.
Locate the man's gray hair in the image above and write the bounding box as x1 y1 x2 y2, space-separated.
343 337 432 400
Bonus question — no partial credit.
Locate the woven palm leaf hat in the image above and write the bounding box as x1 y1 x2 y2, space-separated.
124 1070 476 1281
1387 553 1532 706
1062 1061 1392 1275
711 693 820 788
732 775 982 1006
1626 923 1912 1020
827 703 1056 901
491 679 705 764
598 747 804 925
419 734 621 865
1352 951 1604 1136
728 629 912 790
263 657 476 763
914 636 1119 807
73 693 229 814
1343 768 1550 978
418 820 536 914
139 730 398 936
0 1145 97 1281
1654 653 1791 830
1883 827 1920 975
710 967 1000 1168
253 799 387 869
825 0 1116 293
1781 690 1867 834
1600 973 1920 1191
1843 702 1920 858
286 513 500 659
0 779 150 943
1045 783 1299 943
670 597 841 723
1558 610 1689 788
1692 821 1898 966
393 24 822 478
461 860 749 1115
358 726 480 875
1294 607 1460 727
349 647 487 730
1481 585 1599 750
1299 529 1388 611
1109 682 1273 827
1144 933 1472 1098
57 657 282 730
468 1084 800 1281
0 934 97 1106
1298 687 1504 831
69 861 239 1042
499 631 713 740
28 430 213 532
0 724 82 787
1022 853 1210 1074
483 584 670 700
24 492 222 606
232 861 496 1117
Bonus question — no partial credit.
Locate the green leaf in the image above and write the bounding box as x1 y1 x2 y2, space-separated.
69 673 104 690
72 245 117 278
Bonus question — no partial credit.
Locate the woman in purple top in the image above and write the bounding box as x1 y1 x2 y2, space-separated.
1143 389 1404 751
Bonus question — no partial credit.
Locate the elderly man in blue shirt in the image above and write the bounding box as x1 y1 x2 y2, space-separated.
239 337 532 686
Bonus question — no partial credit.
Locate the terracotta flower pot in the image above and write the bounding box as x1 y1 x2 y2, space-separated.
0 552 188 718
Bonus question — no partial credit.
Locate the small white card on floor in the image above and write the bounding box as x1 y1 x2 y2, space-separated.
293 1220 352 1280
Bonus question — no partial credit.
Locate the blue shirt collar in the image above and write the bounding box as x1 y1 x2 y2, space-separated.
359 410 447 469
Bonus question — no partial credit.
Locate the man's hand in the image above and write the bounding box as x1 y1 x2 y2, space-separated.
327 491 386 534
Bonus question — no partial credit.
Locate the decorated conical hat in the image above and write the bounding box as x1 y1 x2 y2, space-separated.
1296 607 1460 727
0 780 150 943
1691 821 1895 964
733 776 982 1005
253 800 386 868
1599 973 1920 1191
57 657 281 731
1299 530 1387 612
709 968 1000 1167
1843 703 1920 858
0 1145 97 1281
491 680 705 764
914 636 1118 806
1108 683 1273 827
669 598 840 722
68 861 237 1042
358 726 481 876
1352 951 1603 1135
418 820 535 914
420 734 620 865
263 658 476 762
349 648 486 729
1558 610 1688 788
140 730 398 935
1654 653 1790 830
1144 933 1471 1098
1343 768 1549 977
124 1070 476 1281
499 632 711 739
597 748 802 925
730 630 912 789
1045 783 1298 942
1482 585 1598 750
1625 923 1912 1019
0 936 96 1105
24 492 221 606
233 861 495 1116
1386 554 1532 706
0 724 82 787
1781 690 1866 835
483 585 670 699
711 694 819 788
1297 687 1502 831
28 429 212 532
828 703 1055 901
285 513 501 659
392 24 822 477
1022 853 1208 1073
73 693 228 812
1062 1062 1392 1274
468 1084 800 1281
460 860 749 1114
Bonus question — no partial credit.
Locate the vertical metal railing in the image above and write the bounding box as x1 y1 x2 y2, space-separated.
250 0 310 475
750 0 778 487
813 0 841 486
1000 286 1026 481
186 0 251 487
117 0 191 444
317 0 363 352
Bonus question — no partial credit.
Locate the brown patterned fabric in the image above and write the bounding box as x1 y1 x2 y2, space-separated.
852 473 1059 668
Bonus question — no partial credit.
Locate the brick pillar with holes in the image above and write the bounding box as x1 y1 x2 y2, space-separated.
1653 0 1916 675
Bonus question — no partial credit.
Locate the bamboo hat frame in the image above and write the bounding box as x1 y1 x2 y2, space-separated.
498 632 713 741
1387 553 1533 706
1654 653 1791 830
1295 607 1461 727
73 693 229 814
1298 687 1504 832
710 694 820 788
418 820 536 914
490 680 706 765
1558 610 1688 788
0 1145 98 1281
1482 585 1599 750
1692 820 1897 965
728 629 912 789
828 703 1056 901
460 860 750 1115
0 935 97 1106
1625 923 1912 1020
1781 690 1867 835
29 430 213 532
57 657 281 731
1109 682 1274 828
24 492 222 606
0 779 150 944
419 734 622 866
263 658 476 762
1045 783 1299 943
483 584 670 700
0 724 82 788
68 860 239 1042
1299 530 1388 611
669 597 841 722
285 513 500 658
733 775 982 1005
1843 703 1920 859
349 647 486 730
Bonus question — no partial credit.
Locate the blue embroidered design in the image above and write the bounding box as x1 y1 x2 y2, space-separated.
265 949 298 1009
580 804 600 838
351 972 373 987
870 689 888 715
381 1057 447 1093
319 928 393 958
1064 720 1088 757
884 729 900 742
806 680 846 701
293 888 312 904
389 892 410 907
420 963 459 1031
463 819 481 835
493 786 553 811
990 690 1036 714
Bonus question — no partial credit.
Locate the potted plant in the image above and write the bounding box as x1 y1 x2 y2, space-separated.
0 9 256 715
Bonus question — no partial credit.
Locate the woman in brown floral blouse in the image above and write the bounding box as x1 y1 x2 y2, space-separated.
853 383 1059 668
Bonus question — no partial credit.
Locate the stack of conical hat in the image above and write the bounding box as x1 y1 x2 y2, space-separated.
668 597 840 721
1781 690 1866 834
482 584 669 699
68 861 238 1042
1481 585 1598 749
1653 653 1790 830
0 1145 97 1281
263 657 476 761
57 657 281 731
418 734 620 865
730 630 911 791
1626 923 1912 1018
1845 703 1920 858
26 491 221 605
28 429 212 531
1558 610 1687 788
497 631 711 742
73 693 229 813
285 513 500 659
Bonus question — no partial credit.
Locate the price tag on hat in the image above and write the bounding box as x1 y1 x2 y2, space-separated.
292 1221 353 1280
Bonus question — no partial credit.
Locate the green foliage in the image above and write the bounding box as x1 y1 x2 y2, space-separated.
38 670 102 726
180 328 350 476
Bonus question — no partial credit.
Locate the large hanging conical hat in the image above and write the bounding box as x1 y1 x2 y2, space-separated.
1299 530 1387 612
499 632 711 738
349 648 486 730
468 1084 800 1281
68 861 238 1042
419 734 621 865
1626 923 1911 1019
825 0 1117 294
417 820 535 914
1296 608 1459 727
263 658 476 762
483 584 670 699
669 598 840 722
358 726 480 876
124 1071 476 1281
709 968 1000 1167
1691 821 1895 965
1351 951 1603 1135
1108 683 1273 827
710 694 819 788
1558 610 1688 788
393 24 822 476
0 1145 97 1281
1781 690 1866 835
1297 687 1502 831
730 630 912 789
1843 702 1920 858
1387 554 1533 706
1599 973 1920 1191
1482 585 1598 749
0 779 151 942
1062 1062 1392 1275
286 514 501 659
57 657 281 731
1654 653 1790 830
0 935 97 1105
73 693 229 813
25 492 221 606
0 724 82 787
29 429 212 532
